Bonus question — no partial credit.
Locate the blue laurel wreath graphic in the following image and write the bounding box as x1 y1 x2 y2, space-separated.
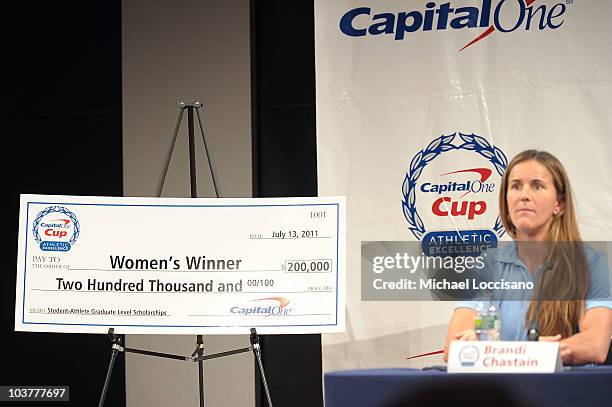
401 133 508 239
32 206 81 245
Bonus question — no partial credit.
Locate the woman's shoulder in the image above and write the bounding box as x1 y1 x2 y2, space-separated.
481 242 517 265
583 243 606 264
582 243 611 302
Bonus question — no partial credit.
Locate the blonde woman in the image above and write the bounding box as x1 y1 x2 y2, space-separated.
444 150 612 365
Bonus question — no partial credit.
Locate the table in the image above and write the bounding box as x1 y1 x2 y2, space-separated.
325 366 612 407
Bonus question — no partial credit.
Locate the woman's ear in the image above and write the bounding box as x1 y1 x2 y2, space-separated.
553 199 564 216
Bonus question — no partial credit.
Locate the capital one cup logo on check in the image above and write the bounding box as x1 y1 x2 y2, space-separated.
402 133 508 251
32 206 80 252
339 0 571 51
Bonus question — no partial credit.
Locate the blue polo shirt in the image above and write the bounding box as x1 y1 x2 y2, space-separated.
456 242 612 341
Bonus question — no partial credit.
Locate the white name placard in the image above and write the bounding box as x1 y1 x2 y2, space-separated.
16 194 345 335
447 341 562 373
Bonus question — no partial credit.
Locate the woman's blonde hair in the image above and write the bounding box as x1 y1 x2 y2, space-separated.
499 150 588 338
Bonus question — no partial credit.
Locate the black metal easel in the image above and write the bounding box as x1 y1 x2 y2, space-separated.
97 100 274 407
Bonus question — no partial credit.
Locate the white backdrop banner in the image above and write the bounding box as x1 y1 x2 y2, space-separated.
315 0 612 371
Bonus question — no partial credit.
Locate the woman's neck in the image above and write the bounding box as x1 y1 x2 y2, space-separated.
516 240 549 275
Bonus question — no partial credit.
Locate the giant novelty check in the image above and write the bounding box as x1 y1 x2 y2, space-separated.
16 195 345 334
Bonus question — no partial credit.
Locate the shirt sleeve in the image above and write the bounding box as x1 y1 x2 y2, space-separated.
585 248 612 310
455 300 479 310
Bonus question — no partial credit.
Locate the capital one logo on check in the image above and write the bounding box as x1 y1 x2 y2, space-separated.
230 297 293 316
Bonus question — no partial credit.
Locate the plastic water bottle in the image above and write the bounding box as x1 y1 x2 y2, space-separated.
474 301 500 341
485 303 501 341
474 301 485 340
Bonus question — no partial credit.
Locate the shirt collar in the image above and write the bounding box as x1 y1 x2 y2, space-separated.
495 241 521 265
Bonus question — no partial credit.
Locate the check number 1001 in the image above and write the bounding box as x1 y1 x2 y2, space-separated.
284 259 332 273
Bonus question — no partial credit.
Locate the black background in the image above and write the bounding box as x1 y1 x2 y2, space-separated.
5 1 125 405
251 1 321 406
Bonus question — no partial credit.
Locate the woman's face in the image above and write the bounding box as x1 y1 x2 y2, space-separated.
506 160 563 240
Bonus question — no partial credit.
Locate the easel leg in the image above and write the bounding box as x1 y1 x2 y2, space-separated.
250 329 274 407
187 106 198 197
197 335 205 407
98 329 123 407
156 107 185 197
195 106 220 198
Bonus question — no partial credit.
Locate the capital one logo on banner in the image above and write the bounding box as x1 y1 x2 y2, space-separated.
402 133 508 249
339 0 571 51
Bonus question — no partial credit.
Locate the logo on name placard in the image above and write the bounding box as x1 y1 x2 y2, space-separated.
458 344 480 366
32 206 80 252
402 133 507 254
339 0 571 51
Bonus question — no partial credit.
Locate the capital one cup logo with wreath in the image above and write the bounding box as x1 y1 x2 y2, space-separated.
402 133 508 254
32 206 80 252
